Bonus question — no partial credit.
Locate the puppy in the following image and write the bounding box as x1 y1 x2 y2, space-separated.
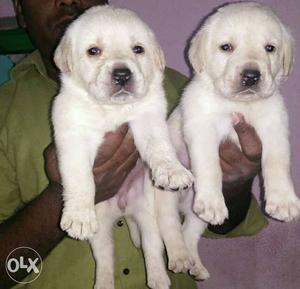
184 1 300 224
155 1 300 281
52 6 193 289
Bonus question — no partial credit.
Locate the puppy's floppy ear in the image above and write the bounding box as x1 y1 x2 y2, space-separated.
188 27 208 74
152 42 166 72
281 25 295 77
54 33 73 74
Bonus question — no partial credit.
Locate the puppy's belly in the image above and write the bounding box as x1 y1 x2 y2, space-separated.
96 160 145 217
115 160 145 210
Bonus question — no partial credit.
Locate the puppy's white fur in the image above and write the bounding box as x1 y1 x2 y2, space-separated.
52 6 193 289
154 1 300 281
184 1 299 224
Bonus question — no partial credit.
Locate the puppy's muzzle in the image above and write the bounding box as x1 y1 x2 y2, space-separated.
241 69 261 88
113 68 132 86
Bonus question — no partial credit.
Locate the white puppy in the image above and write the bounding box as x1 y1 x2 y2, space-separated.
52 5 193 289
184 1 300 224
52 5 193 240
155 1 300 281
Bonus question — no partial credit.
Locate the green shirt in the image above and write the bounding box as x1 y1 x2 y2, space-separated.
0 51 267 288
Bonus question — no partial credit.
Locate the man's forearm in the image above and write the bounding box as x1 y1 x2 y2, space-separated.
208 179 252 234
0 183 65 288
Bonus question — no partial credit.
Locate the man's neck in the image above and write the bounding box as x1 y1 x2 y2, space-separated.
43 57 60 83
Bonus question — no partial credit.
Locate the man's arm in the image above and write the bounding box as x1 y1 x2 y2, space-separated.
0 183 64 288
0 125 138 288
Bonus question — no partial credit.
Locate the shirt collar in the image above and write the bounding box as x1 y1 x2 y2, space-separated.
11 50 57 87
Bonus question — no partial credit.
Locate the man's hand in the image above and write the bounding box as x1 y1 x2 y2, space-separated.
93 125 139 203
220 113 262 188
44 124 138 204
209 113 262 234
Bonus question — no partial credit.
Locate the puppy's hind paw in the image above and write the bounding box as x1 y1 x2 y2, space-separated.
94 279 114 289
152 161 194 191
193 195 228 225
147 268 171 289
266 194 300 222
168 250 195 273
61 207 98 240
189 263 210 281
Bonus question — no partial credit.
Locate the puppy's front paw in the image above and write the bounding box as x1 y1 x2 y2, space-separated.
152 161 193 191
61 207 98 240
193 194 228 225
266 194 300 222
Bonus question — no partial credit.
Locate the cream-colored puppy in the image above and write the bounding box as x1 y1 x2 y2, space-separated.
183 1 299 224
52 5 192 240
52 6 193 289
155 1 300 281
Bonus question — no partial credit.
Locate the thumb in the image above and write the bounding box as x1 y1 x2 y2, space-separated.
232 112 262 162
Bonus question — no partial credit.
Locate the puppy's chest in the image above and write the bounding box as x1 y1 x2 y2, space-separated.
213 103 261 143
91 104 144 132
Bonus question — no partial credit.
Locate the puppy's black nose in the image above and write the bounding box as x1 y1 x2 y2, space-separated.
113 68 132 86
241 69 261 87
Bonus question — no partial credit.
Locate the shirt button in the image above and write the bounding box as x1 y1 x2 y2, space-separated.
123 268 130 275
117 220 124 227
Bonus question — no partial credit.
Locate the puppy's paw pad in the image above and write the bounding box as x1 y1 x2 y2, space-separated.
152 161 193 191
189 263 210 280
266 195 300 222
193 196 228 225
61 208 98 240
147 268 171 289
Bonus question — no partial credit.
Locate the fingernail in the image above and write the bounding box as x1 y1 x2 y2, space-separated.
231 112 244 126
119 123 129 134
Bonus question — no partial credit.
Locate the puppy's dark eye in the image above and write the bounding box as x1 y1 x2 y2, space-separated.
133 45 145 54
87 47 101 56
265 44 276 53
220 43 234 52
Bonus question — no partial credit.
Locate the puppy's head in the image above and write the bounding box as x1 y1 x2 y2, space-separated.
189 2 294 102
54 6 165 104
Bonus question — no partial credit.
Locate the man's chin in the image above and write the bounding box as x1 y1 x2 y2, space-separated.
51 17 76 42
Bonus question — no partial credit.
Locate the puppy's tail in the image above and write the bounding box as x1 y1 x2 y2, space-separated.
125 216 141 248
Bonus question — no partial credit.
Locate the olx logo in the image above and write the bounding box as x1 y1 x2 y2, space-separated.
5 247 42 284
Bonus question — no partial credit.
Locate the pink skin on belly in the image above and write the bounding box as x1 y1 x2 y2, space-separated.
114 142 191 211
115 160 145 210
